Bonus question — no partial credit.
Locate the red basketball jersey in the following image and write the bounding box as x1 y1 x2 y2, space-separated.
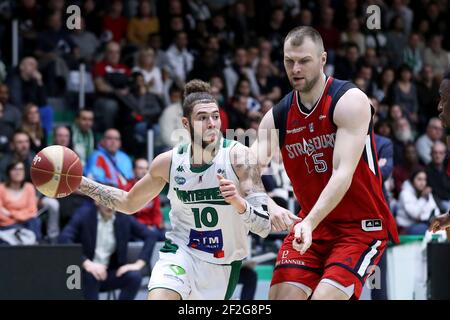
273 77 399 243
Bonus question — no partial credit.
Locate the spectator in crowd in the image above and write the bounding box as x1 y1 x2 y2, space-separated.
423 34 450 79
426 141 450 212
124 72 164 156
233 77 261 114
223 47 259 98
6 56 47 109
125 158 165 241
92 41 132 132
385 15 408 68
15 0 41 57
127 0 159 48
0 131 35 182
159 84 186 148
166 31 194 85
340 17 365 55
58 200 157 300
393 64 419 124
53 125 71 148
20 103 47 154
132 48 164 97
35 10 78 96
402 32 423 76
0 84 21 131
375 67 395 104
0 160 40 242
69 16 100 64
333 42 360 80
86 128 133 189
315 6 341 59
255 57 281 102
147 33 172 73
396 170 440 235
392 117 415 165
415 118 443 165
417 65 440 124
0 102 15 155
102 0 128 43
393 142 424 198
385 0 414 35
71 108 95 169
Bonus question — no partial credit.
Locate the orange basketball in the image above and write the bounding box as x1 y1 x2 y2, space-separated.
30 145 83 198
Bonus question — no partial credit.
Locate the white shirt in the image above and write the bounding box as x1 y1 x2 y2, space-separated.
93 212 116 267
132 66 164 96
166 44 194 83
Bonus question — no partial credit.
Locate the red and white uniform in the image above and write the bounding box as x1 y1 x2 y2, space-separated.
271 77 399 298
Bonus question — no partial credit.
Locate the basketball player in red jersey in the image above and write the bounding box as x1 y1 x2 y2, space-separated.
429 72 450 233
251 26 399 300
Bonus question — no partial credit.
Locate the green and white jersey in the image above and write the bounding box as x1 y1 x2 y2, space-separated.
166 138 249 265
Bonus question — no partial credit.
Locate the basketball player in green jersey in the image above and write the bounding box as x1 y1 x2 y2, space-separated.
78 79 271 300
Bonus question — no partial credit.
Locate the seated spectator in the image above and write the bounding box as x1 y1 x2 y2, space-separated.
340 17 365 55
255 57 281 102
423 34 450 79
426 142 450 212
58 200 157 300
125 158 165 241
6 56 47 109
159 84 186 148
392 117 415 165
333 42 360 80
53 125 71 148
417 65 440 125
92 41 132 132
396 170 440 235
86 129 133 189
223 47 259 98
233 77 261 113
0 161 40 242
393 143 423 197
35 10 78 96
416 118 443 165
69 16 100 64
0 101 15 155
20 103 47 154
71 108 95 168
102 0 128 43
0 131 35 182
166 31 194 85
392 65 419 124
127 0 159 47
132 48 163 97
0 84 21 131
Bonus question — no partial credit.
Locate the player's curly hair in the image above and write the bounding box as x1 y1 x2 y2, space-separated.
183 79 217 118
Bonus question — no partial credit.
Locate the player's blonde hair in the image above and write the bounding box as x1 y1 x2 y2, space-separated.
182 79 217 118
284 26 325 54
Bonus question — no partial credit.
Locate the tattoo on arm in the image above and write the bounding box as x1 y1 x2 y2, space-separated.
79 178 126 210
234 148 266 196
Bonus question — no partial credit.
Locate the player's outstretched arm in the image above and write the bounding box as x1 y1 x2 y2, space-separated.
79 151 171 214
225 143 271 238
250 109 300 231
294 88 371 253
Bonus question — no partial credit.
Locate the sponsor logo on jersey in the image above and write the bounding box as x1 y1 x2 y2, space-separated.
176 165 185 172
217 168 225 176
309 123 314 132
285 133 336 159
188 229 224 257
361 219 383 231
174 176 186 185
286 126 306 134
319 115 327 120
169 264 186 276
173 187 227 205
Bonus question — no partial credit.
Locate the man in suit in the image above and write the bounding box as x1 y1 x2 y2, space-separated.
59 200 157 300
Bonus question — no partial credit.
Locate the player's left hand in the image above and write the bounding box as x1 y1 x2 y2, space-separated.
292 219 313 255
429 213 450 233
217 174 246 212
116 260 145 277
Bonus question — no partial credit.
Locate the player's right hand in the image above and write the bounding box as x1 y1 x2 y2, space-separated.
83 260 108 281
293 220 312 255
429 213 450 233
270 206 301 232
